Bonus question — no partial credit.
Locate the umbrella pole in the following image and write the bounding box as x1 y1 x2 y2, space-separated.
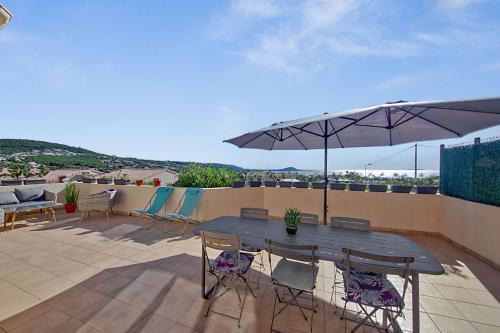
323 121 328 225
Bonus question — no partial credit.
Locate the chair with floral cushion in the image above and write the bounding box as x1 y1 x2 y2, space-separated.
340 248 414 332
330 216 374 309
239 207 268 288
201 231 256 327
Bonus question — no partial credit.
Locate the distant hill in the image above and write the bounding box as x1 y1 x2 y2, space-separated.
0 139 303 173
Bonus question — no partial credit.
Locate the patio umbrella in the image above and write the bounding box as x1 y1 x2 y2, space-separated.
224 96 500 224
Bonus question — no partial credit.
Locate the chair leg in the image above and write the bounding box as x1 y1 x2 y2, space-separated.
270 290 278 332
105 209 110 220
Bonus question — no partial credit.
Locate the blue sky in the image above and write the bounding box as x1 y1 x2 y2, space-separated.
1 0 499 171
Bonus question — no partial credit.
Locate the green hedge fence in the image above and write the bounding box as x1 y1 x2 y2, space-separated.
440 138 500 206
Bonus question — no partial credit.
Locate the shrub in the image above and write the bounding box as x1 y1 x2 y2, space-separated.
174 164 242 188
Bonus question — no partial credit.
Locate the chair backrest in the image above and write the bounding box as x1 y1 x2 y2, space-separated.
341 248 414 300
266 239 318 263
300 213 319 224
201 231 241 269
177 188 203 217
330 216 371 231
240 207 269 220
266 239 318 288
146 186 173 215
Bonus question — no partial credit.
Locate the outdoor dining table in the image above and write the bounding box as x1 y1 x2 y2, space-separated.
192 216 444 333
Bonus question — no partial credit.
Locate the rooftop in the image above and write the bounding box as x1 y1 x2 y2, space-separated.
0 212 498 333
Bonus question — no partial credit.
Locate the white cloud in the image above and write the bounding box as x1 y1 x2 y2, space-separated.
374 75 417 91
231 0 281 18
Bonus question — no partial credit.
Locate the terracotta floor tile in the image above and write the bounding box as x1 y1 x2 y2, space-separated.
50 287 106 317
92 275 133 296
10 308 70 333
0 280 39 321
420 295 465 319
429 314 478 333
0 302 51 331
471 322 500 333
127 313 176 333
84 298 149 333
46 317 101 333
452 300 500 326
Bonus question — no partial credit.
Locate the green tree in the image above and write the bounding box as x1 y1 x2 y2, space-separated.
38 164 50 177
8 164 23 179
174 164 242 188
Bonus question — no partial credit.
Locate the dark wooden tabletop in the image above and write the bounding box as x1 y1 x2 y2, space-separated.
192 216 444 275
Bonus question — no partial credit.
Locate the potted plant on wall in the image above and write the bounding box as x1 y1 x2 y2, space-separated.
81 174 96 184
114 172 130 185
135 179 144 186
283 208 301 235
97 175 113 184
64 183 79 213
153 178 161 187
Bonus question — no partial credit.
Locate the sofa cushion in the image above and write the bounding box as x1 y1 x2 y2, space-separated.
0 192 20 205
15 188 45 202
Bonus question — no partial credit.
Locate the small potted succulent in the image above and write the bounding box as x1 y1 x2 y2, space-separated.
63 183 79 213
135 179 144 186
97 175 113 184
284 208 301 235
114 172 130 185
153 178 161 187
81 174 96 184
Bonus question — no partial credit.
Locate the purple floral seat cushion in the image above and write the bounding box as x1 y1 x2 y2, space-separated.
342 272 404 308
336 263 382 277
213 251 254 275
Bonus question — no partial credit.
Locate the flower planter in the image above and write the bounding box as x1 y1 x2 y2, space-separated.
232 181 245 188
286 227 297 235
330 183 346 191
23 179 47 185
348 184 366 191
153 178 161 187
64 203 77 213
1 179 23 186
136 179 144 186
58 178 65 183
293 182 309 189
82 179 95 184
368 184 388 193
312 182 325 189
250 181 262 188
114 179 131 185
416 186 438 195
97 178 113 184
264 181 277 187
278 181 293 188
391 185 412 193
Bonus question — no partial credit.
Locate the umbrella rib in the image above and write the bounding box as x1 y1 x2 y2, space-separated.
392 107 430 127
239 132 267 147
290 125 324 138
288 129 308 150
331 109 382 136
393 107 462 136
418 105 500 115
392 106 416 126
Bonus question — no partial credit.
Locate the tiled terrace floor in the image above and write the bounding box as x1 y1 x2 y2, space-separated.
0 212 498 333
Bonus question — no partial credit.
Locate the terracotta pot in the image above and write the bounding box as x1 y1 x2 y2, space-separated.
64 203 77 213
136 179 144 186
58 178 64 183
153 179 161 187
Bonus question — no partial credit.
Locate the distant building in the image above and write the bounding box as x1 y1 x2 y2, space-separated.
105 168 178 185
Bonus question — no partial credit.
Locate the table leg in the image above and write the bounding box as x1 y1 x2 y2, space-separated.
11 213 17 230
3 212 8 228
412 272 420 333
50 208 57 223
